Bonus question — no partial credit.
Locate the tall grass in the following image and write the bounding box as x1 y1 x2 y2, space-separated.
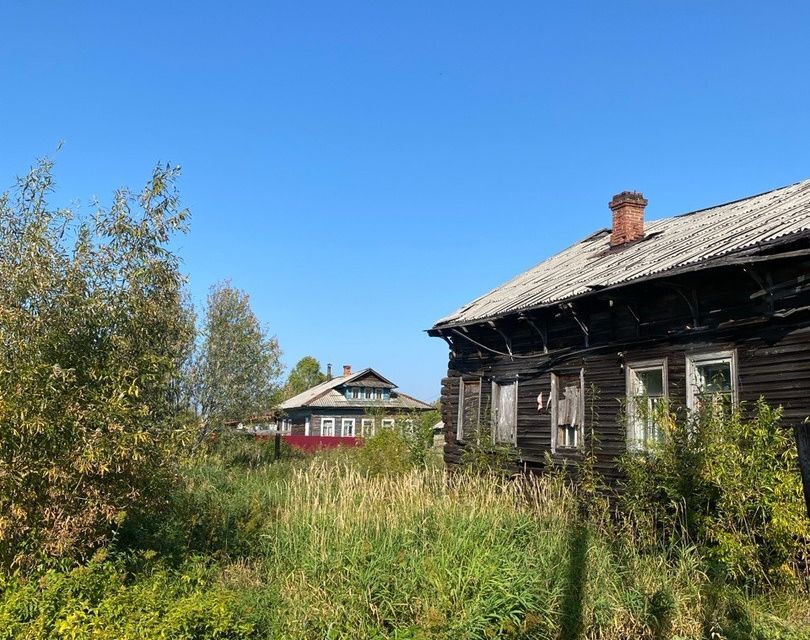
182 459 710 638
2 446 807 638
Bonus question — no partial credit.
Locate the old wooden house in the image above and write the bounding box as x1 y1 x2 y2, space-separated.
278 365 433 436
429 181 810 480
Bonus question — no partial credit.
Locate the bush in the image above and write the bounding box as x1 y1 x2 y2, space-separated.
0 159 194 570
0 552 256 639
620 398 810 588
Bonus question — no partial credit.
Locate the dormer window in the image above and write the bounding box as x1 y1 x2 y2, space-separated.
351 387 359 399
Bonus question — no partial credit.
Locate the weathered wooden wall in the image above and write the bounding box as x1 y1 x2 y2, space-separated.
436 255 810 481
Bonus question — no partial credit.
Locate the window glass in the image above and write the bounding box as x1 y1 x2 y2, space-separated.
341 418 355 437
627 364 666 450
361 418 375 437
321 418 335 436
687 353 735 414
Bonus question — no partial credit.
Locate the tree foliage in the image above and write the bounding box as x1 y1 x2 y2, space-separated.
191 281 282 436
283 356 326 399
0 158 194 569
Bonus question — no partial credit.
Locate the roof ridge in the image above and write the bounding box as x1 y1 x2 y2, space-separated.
671 178 810 220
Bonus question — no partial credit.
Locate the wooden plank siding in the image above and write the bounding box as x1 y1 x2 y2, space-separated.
437 257 810 482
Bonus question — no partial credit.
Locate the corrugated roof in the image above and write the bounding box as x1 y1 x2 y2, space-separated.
278 367 432 411
278 374 352 410
433 179 810 328
305 389 433 410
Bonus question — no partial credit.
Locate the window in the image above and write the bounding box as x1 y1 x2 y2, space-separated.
456 378 481 441
321 417 335 436
381 418 395 429
491 380 518 445
686 351 737 414
341 418 356 437
364 388 372 400
551 371 584 451
626 360 667 450
361 418 375 437
351 387 359 399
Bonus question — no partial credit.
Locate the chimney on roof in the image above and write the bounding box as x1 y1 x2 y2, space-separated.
609 191 647 246
343 364 352 377
326 363 332 380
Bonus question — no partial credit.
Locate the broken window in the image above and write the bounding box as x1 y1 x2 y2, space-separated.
686 351 736 415
551 371 584 451
626 360 667 451
456 378 481 441
491 380 518 445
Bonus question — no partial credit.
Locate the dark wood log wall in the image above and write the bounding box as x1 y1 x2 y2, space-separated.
436 254 810 481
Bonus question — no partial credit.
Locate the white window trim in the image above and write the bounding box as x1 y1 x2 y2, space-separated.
550 370 585 453
626 358 668 451
320 417 336 437
491 379 518 446
305 416 311 436
341 417 356 437
685 350 738 412
361 418 375 437
381 418 395 429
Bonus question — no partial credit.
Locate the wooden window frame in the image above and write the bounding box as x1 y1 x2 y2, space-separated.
341 417 356 437
381 418 395 429
456 377 482 442
685 350 738 412
320 417 336 437
626 358 668 451
550 369 585 453
491 379 518 446
361 418 375 437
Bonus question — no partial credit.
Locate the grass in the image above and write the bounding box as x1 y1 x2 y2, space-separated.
0 441 807 639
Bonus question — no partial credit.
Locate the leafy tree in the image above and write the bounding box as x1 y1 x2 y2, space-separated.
191 281 282 442
283 356 326 398
0 158 194 569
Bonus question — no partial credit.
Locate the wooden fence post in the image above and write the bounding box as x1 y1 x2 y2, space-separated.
274 432 281 462
795 423 810 518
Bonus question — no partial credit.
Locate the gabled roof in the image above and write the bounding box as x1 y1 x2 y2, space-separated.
433 178 810 329
278 367 432 411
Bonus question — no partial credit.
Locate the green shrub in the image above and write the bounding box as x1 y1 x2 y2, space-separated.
0 553 256 639
620 398 810 589
0 159 194 571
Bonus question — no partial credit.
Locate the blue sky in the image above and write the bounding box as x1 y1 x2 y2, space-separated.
1 2 809 402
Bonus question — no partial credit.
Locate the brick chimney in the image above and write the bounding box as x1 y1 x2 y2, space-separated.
343 364 352 377
609 191 647 246
326 363 332 380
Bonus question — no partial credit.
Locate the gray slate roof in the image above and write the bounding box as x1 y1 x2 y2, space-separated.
433 179 810 328
278 368 432 411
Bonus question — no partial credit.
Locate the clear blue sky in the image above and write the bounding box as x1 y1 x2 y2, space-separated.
1 2 808 402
